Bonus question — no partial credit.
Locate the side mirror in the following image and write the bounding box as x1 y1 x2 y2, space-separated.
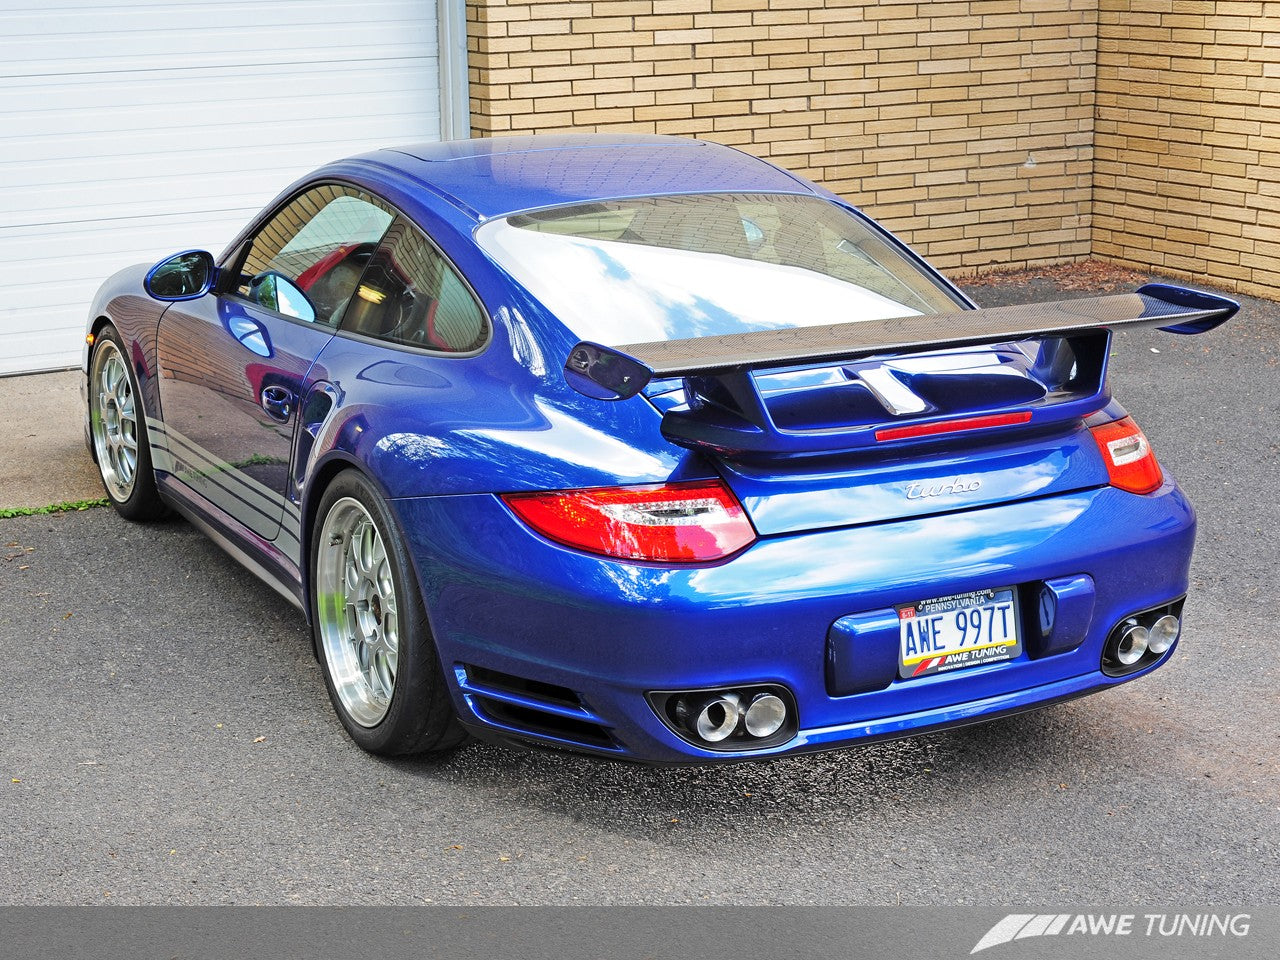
145 250 216 301
247 271 317 324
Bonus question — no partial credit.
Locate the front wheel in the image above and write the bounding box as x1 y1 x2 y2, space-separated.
88 326 166 520
311 471 465 756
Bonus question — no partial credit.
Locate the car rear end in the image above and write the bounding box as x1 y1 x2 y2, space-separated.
410 409 1196 762
421 188 1233 763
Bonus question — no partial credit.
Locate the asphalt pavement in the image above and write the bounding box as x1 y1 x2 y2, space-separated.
1 265 1276 904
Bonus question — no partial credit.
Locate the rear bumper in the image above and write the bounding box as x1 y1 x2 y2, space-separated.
455 668 1138 764
393 481 1195 763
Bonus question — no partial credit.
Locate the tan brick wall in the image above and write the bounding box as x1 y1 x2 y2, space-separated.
466 1 1099 275
1094 1 1280 298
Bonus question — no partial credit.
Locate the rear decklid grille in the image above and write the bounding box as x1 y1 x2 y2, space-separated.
644 338 1098 460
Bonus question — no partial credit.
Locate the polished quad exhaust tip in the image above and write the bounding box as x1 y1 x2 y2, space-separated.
693 693 742 743
1102 601 1183 676
1147 614 1180 655
656 685 797 751
743 692 788 738
1114 622 1150 666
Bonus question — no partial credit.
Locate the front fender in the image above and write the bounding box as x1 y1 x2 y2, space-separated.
83 264 169 439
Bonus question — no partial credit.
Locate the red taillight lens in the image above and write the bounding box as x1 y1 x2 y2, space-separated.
502 480 757 563
1089 416 1163 494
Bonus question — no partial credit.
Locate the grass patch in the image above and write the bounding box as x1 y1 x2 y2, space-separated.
0 498 109 519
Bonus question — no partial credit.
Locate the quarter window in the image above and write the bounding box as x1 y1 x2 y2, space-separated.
235 184 394 327
340 218 488 353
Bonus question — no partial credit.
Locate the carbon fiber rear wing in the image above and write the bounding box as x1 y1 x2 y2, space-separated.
564 283 1238 458
564 284 1238 401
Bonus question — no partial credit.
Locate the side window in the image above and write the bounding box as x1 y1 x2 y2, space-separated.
234 184 393 327
340 218 488 353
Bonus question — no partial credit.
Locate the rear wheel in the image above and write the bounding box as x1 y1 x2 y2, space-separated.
88 326 166 520
311 471 465 755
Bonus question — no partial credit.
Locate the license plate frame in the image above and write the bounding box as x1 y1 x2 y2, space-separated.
897 586 1022 679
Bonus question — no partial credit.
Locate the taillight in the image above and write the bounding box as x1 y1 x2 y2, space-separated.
1089 416 1163 494
502 480 757 563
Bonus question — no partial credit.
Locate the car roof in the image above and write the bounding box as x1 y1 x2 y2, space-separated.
359 134 821 222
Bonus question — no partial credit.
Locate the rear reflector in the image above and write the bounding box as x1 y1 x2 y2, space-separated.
1089 416 1163 494
874 410 1033 443
502 480 756 563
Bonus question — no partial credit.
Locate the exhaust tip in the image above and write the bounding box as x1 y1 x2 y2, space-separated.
1102 601 1183 676
1115 622 1149 666
657 684 797 751
1147 614 1180 654
744 693 788 738
693 694 742 742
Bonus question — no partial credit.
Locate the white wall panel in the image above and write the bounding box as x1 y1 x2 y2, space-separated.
0 0 442 375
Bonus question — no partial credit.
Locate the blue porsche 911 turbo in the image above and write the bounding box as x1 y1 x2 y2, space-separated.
83 134 1237 762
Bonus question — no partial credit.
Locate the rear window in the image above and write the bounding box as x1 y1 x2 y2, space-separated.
475 193 962 345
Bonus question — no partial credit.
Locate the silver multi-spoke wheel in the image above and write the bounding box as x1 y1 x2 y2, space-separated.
90 339 139 502
311 472 464 755
316 497 400 727
87 326 164 521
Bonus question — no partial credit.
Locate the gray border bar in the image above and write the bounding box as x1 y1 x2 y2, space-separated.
1 907 1273 960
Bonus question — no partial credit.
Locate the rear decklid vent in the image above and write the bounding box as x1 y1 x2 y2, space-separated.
654 334 1103 460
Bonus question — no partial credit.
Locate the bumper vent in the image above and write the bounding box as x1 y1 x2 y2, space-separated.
456 664 619 751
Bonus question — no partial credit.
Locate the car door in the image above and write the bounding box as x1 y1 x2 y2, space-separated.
154 183 394 550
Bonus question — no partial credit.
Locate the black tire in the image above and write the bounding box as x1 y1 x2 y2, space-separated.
310 470 466 756
87 324 167 521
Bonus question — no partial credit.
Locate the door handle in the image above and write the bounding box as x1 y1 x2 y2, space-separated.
260 385 294 423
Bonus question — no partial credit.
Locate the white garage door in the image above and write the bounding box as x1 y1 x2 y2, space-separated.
0 0 446 375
